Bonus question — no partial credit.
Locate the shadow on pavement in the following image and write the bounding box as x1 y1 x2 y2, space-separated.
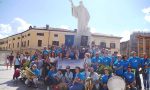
0 79 46 90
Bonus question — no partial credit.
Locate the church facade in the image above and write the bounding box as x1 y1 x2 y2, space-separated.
0 25 121 54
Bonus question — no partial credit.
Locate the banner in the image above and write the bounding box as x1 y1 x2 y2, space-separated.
65 35 74 47
57 59 84 69
0 51 11 65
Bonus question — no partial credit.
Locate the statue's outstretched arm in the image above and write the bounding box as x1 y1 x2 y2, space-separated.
69 0 74 7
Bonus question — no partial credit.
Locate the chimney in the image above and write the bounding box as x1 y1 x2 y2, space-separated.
46 24 49 30
29 26 32 30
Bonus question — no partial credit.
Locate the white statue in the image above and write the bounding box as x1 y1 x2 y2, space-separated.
69 0 90 32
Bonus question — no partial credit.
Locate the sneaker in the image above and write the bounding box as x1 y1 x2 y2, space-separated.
34 85 38 88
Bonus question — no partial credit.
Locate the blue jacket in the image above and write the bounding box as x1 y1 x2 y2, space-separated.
129 56 141 70
124 71 135 83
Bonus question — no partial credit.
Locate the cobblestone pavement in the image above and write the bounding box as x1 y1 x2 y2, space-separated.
0 66 46 90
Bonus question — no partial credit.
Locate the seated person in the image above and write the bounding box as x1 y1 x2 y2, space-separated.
100 68 112 90
123 66 136 90
65 66 73 84
69 67 85 90
53 69 63 83
89 67 100 90
45 65 57 86
25 64 40 88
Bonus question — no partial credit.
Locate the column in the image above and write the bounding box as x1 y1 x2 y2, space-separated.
137 37 140 57
143 37 146 54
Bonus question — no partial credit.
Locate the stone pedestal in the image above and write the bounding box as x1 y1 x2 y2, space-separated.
74 28 91 47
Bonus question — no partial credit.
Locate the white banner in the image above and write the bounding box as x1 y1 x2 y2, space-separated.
57 59 84 69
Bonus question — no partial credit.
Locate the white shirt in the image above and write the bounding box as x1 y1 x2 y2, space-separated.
49 57 55 63
84 58 91 66
24 56 31 61
65 71 73 81
90 72 99 89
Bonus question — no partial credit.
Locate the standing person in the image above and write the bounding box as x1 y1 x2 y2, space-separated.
142 54 150 90
13 54 21 80
91 52 102 71
14 54 21 70
128 51 142 89
122 55 129 73
113 54 124 77
6 55 9 70
84 53 91 67
9 53 14 69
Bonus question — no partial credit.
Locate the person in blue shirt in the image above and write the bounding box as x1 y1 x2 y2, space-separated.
113 54 124 76
111 51 118 66
122 55 129 72
70 67 85 90
69 50 75 60
25 64 40 88
123 66 137 90
128 51 142 89
45 65 57 89
100 68 112 90
101 52 112 66
42 47 49 59
142 54 150 90
91 52 103 71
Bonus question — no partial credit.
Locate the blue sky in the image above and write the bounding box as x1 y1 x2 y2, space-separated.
0 0 150 41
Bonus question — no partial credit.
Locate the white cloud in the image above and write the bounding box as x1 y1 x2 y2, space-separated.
90 27 97 33
142 7 150 22
120 29 150 42
0 24 12 34
60 25 70 29
12 18 31 33
0 18 31 39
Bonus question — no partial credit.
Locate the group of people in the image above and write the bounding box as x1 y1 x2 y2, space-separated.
6 45 150 90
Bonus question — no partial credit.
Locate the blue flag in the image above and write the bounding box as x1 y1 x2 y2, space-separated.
65 35 74 47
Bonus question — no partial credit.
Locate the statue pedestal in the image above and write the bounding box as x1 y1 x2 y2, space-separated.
74 28 91 47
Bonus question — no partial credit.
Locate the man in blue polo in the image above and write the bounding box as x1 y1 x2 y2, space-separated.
101 51 112 67
128 51 142 90
69 67 84 90
113 54 124 76
124 66 136 90
91 52 103 71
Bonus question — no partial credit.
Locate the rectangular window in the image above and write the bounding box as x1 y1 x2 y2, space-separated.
38 40 42 47
17 42 19 47
24 41 26 47
13 43 14 48
27 40 29 46
9 44 11 48
37 33 44 36
22 36 24 38
100 42 106 48
21 42 23 47
52 41 59 46
18 37 20 39
110 43 116 49
54 34 58 37
13 38 15 40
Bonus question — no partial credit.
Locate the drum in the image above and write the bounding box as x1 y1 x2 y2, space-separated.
107 76 126 90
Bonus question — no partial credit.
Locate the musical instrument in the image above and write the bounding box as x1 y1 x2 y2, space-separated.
57 83 68 90
85 77 93 90
97 64 113 74
25 67 36 80
107 76 126 90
